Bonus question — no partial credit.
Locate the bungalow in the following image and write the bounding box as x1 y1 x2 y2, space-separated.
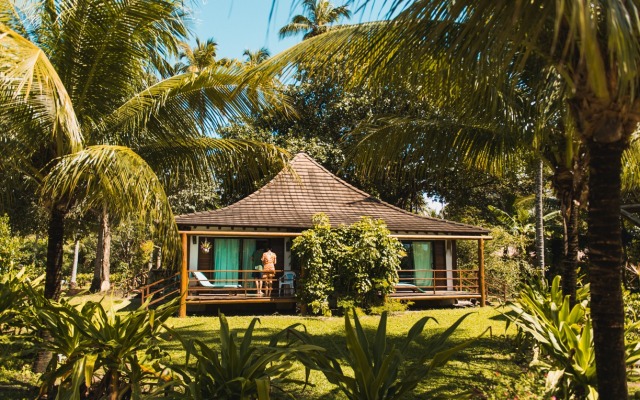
171 153 490 316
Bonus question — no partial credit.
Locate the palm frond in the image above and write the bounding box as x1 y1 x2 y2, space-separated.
41 145 179 259
0 22 82 154
137 137 289 189
97 65 292 143
348 113 527 181
42 0 189 118
623 136 640 193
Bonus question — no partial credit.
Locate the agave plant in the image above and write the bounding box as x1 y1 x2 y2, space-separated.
170 313 325 400
506 275 640 399
296 310 481 400
34 295 178 400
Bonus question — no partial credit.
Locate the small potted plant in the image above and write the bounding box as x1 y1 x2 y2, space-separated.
200 239 211 253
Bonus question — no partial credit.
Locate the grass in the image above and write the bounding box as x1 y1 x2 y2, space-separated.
0 303 545 399
161 307 545 399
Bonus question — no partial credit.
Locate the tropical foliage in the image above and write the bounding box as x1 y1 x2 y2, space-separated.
0 0 288 301
294 310 481 400
258 1 640 396
170 314 324 400
292 214 405 315
34 296 178 399
506 276 640 399
279 0 351 40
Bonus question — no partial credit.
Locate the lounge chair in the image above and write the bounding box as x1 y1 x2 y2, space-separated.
394 282 426 293
192 271 241 294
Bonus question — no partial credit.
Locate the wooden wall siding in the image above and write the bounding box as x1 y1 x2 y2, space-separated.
433 241 447 289
197 237 213 275
452 241 459 283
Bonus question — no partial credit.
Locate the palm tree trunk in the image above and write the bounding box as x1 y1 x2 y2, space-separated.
91 205 112 292
535 158 545 270
44 205 66 300
562 197 579 305
90 212 104 292
70 238 80 289
588 140 627 400
35 204 67 373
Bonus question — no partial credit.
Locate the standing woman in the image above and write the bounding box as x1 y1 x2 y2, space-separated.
261 248 277 297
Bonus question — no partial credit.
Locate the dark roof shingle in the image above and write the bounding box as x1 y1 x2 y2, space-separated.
176 153 488 235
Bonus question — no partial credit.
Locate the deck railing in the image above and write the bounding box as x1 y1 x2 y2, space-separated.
139 272 181 306
185 269 294 297
139 266 483 315
396 268 480 293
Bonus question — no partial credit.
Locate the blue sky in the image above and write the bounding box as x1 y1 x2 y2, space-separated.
192 0 393 60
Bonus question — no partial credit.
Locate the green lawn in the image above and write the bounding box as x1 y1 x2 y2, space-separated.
162 307 545 399
0 306 545 399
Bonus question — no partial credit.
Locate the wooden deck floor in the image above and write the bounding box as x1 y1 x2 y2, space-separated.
185 291 480 305
186 294 297 305
389 291 481 301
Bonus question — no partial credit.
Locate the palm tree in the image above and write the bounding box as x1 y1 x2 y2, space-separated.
279 0 351 40
175 37 219 73
243 48 271 67
0 0 287 302
260 1 640 396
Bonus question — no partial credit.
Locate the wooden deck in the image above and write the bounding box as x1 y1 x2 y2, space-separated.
389 291 481 301
186 294 297 305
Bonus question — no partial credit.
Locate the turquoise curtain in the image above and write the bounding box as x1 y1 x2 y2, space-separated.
214 239 240 285
242 239 256 288
413 241 433 287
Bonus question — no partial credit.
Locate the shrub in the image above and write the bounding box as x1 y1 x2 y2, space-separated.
292 214 405 314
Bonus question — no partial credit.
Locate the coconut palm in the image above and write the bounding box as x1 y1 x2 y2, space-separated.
279 0 351 40
243 47 271 67
175 37 219 74
0 0 288 302
260 1 640 396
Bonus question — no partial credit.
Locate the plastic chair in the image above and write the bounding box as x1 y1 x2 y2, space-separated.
278 271 296 296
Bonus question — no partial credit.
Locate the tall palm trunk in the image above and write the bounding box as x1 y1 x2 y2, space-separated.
588 140 627 400
44 205 67 299
35 204 67 373
552 158 586 305
70 238 80 289
90 205 111 292
534 159 545 270
562 199 580 305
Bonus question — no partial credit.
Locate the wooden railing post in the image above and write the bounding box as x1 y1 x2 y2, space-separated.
478 238 486 307
179 233 188 318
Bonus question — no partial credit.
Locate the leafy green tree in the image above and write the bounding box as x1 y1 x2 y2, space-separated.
279 0 351 40
262 1 640 395
0 0 287 302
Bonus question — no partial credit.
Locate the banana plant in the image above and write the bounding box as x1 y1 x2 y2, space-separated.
505 275 640 399
297 310 482 400
33 294 178 400
170 313 325 400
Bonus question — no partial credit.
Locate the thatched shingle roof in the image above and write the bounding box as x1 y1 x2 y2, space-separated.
176 153 488 235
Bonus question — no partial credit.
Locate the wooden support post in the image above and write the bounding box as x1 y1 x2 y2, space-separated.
179 233 188 318
299 263 307 316
478 239 486 307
